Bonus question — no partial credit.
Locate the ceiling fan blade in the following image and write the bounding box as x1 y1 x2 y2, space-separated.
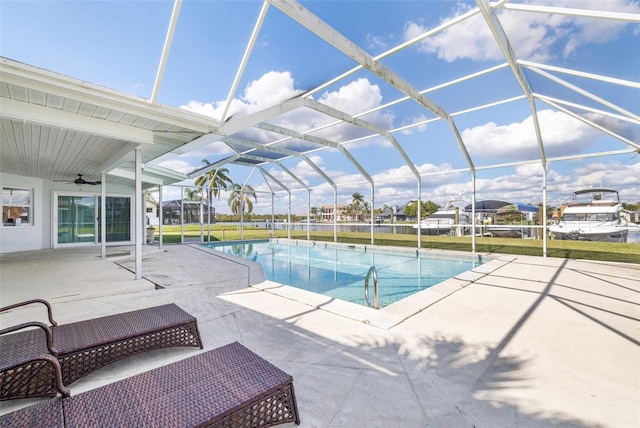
53 174 101 185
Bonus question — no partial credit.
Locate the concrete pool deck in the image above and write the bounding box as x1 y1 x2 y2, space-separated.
1 244 638 427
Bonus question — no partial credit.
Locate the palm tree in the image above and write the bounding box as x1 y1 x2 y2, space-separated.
351 192 365 221
194 160 233 202
311 206 321 222
183 188 200 201
344 204 354 222
227 183 257 217
362 200 370 221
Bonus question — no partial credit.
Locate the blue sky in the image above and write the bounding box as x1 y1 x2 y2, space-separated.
1 0 639 214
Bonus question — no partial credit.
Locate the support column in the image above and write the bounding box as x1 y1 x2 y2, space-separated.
543 166 548 258
333 189 337 243
417 179 422 249
307 189 311 241
135 149 142 280
370 185 375 245
158 185 163 249
287 193 291 240
100 172 106 260
471 174 477 253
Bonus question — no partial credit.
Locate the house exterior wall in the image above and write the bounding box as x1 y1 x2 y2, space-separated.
1 172 137 253
1 173 45 253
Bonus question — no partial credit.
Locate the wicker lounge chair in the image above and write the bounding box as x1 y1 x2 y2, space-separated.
0 299 203 401
0 341 300 428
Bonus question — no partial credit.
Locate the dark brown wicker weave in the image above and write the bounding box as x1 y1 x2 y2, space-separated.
1 299 203 401
0 342 300 428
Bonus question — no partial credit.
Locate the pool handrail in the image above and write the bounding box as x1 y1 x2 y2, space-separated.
365 266 379 309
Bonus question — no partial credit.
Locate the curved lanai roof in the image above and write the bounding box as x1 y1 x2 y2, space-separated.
0 1 638 212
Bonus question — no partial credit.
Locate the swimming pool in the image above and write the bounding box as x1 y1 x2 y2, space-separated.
205 240 487 308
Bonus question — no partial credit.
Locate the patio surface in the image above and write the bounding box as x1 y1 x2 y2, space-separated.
1 243 638 427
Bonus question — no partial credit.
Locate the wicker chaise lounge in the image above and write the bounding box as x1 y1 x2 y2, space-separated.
0 299 203 401
0 341 300 428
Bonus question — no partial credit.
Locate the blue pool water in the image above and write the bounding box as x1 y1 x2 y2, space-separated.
205 240 486 308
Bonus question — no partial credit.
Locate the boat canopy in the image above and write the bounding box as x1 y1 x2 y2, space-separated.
464 200 538 214
573 188 618 196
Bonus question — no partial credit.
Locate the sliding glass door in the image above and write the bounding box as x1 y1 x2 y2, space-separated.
57 195 96 244
55 193 132 247
98 196 131 242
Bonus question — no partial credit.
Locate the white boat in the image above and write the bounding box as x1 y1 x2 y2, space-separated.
549 188 629 243
413 202 471 236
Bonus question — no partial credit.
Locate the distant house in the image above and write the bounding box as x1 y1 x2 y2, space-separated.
145 194 159 226
376 206 399 223
393 202 411 222
162 200 215 225
321 204 357 222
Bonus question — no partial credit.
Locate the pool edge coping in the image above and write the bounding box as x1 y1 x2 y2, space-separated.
247 245 516 330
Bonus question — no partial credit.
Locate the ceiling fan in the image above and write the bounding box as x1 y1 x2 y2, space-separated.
55 174 102 186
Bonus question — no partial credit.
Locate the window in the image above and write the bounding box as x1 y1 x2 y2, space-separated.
2 187 33 226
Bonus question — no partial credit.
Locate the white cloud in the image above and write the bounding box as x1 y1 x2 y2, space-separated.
462 109 600 160
400 114 429 135
179 74 396 174
180 100 222 119
366 33 390 52
404 0 639 62
306 78 395 145
181 75 392 142
319 78 382 115
157 159 198 175
180 71 303 121
242 71 303 109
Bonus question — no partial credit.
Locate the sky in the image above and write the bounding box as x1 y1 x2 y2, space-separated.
1 0 639 215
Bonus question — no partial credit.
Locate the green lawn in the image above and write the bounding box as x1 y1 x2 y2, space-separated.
151 225 639 264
